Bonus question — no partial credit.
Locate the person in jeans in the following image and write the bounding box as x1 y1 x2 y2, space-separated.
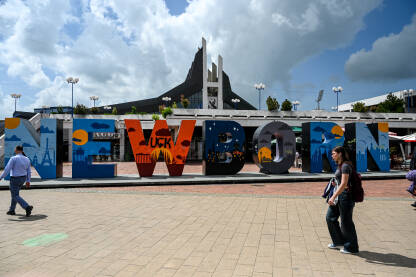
0 145 33 217
326 146 359 254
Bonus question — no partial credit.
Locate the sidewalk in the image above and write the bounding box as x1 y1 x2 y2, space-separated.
1 188 415 276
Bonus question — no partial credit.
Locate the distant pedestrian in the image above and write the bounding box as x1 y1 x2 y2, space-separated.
326 146 359 254
0 145 33 217
295 151 300 168
410 150 416 171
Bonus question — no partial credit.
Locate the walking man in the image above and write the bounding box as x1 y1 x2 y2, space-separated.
0 145 33 217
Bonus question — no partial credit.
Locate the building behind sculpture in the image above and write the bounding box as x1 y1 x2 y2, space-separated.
338 89 416 113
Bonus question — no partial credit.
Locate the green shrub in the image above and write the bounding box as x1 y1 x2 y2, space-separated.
180 94 190 108
281 99 293 111
375 93 405 113
162 107 173 118
352 102 368 112
74 104 88 114
266 96 279 111
152 114 160 121
90 107 100 114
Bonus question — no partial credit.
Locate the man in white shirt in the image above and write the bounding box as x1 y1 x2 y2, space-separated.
0 145 33 217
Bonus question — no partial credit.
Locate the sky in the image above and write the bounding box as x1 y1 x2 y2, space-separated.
0 0 415 119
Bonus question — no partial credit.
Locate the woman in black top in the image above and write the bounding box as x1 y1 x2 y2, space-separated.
326 146 359 254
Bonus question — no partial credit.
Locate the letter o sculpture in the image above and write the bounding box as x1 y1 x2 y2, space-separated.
252 121 296 174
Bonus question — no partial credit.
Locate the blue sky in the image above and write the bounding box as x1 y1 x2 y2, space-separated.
286 0 416 109
0 0 415 118
164 0 416 110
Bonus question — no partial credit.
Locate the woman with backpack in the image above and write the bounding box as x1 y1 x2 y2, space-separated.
326 146 359 254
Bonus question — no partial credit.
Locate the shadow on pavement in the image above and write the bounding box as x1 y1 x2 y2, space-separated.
8 214 48 222
358 251 416 268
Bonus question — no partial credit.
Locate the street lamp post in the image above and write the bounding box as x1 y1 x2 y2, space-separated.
90 96 99 107
231 98 240 110
254 83 265 110
293 100 300 111
66 77 79 118
162 96 171 107
10 93 21 113
332 86 343 112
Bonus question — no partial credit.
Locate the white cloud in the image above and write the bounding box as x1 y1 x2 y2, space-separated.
0 0 382 111
0 87 15 119
345 14 416 82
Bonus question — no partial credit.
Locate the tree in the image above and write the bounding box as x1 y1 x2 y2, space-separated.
352 102 368 112
112 107 118 115
281 99 293 111
266 96 279 111
90 107 100 114
131 106 137 114
375 93 405 113
162 107 173 118
172 102 178 108
74 104 87 114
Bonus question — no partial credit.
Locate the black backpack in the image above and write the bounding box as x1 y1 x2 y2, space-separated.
349 169 364 202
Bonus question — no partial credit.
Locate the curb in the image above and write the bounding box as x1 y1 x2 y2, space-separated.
0 171 406 190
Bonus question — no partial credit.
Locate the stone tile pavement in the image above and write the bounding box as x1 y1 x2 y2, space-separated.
0 188 415 276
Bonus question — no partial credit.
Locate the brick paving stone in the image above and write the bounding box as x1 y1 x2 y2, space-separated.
0 188 415 276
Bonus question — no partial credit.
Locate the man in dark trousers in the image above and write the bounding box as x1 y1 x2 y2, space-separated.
0 145 33 216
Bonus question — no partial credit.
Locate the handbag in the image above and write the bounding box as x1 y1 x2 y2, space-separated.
322 177 339 204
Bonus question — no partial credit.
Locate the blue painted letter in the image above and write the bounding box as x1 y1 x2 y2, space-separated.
345 122 389 172
4 118 63 179
302 122 344 173
72 119 116 178
203 120 245 175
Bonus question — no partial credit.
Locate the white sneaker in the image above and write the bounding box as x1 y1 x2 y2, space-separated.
340 248 358 254
328 243 341 249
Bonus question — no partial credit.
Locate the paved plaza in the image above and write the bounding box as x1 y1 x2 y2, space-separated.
1 178 416 277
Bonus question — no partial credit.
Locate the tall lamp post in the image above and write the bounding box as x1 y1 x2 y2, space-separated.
293 100 300 111
10 93 21 113
254 83 265 110
66 77 79 118
90 96 99 107
162 96 171 107
231 98 240 110
332 86 343 112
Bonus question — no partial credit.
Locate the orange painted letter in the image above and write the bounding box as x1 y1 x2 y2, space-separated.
125 119 196 177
